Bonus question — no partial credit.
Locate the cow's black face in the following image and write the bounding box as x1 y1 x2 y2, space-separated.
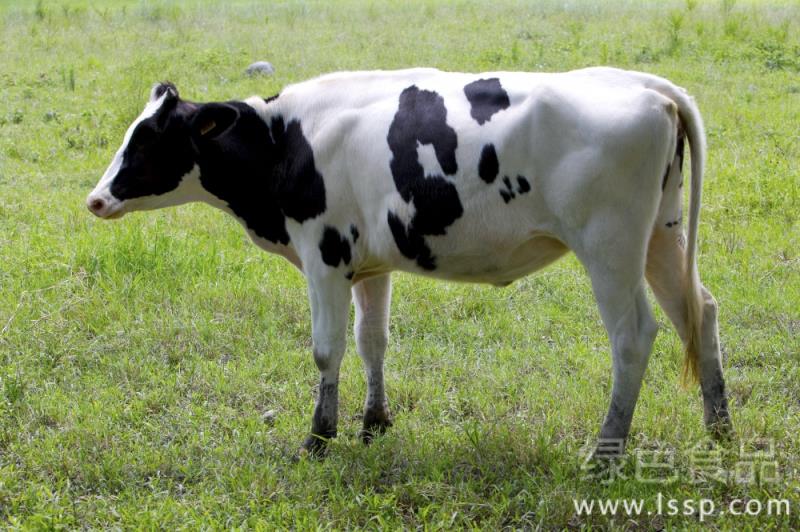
87 83 199 219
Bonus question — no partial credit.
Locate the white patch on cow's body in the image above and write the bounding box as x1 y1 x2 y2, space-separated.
244 228 303 271
416 142 446 179
124 164 205 212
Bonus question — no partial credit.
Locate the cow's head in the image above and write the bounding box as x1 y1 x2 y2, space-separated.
86 82 244 219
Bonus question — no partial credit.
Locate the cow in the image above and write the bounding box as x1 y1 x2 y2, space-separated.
86 67 731 458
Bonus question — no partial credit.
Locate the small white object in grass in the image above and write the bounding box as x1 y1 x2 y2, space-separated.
261 409 278 425
246 61 275 76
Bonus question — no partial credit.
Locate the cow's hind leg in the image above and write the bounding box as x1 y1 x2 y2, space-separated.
352 274 393 443
646 227 731 437
301 274 352 457
587 268 659 458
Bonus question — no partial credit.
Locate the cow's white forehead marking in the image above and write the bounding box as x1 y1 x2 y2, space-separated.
121 92 169 148
91 93 169 196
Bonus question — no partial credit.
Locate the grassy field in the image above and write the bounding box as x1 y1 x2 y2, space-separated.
1 0 798 528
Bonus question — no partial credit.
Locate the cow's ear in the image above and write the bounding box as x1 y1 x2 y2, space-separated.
150 82 179 103
190 103 240 141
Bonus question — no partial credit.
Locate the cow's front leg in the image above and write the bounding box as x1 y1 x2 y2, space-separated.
353 274 393 443
301 273 352 457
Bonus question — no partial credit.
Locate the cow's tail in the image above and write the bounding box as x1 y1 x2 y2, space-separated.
653 79 706 386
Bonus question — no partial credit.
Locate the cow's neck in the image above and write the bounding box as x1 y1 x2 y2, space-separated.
195 96 326 273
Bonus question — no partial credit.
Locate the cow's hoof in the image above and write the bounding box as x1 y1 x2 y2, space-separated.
360 407 393 444
298 434 331 459
590 437 626 461
707 418 734 442
589 448 624 463
359 421 392 444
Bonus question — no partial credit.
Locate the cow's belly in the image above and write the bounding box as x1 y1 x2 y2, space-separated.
428 233 569 285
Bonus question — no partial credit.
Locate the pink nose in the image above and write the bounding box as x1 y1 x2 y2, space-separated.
87 197 106 215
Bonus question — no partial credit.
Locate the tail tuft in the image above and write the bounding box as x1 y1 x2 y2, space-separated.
681 278 702 387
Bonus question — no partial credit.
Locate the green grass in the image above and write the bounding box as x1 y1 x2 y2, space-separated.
1 0 798 528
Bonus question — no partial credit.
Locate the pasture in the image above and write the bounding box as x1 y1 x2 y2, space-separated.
1 0 798 528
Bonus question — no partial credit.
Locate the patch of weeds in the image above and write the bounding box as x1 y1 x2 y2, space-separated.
196 49 226 70
61 67 75 91
755 40 799 72
479 48 512 68
61 4 87 19
64 125 87 150
723 14 749 40
516 30 534 41
2 373 25 406
140 4 183 23
567 20 585 52
34 0 46 21
634 46 660 64
92 6 112 22
666 10 685 55
598 42 609 63
0 74 16 88
510 40 520 64
721 0 737 16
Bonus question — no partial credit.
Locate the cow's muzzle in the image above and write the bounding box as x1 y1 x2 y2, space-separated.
86 194 124 219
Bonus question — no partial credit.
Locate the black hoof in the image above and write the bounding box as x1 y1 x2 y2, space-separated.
591 437 627 461
707 418 734 442
298 433 333 459
360 408 393 444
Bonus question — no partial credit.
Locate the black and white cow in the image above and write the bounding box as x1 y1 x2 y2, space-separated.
86 67 731 457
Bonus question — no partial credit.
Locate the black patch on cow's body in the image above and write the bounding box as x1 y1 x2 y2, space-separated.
463 78 510 125
387 211 436 270
193 103 290 244
500 176 516 203
478 144 499 184
497 175 529 203
345 271 354 280
263 93 279 105
350 224 359 243
386 85 462 270
664 132 686 190
319 226 351 267
516 175 531 194
267 116 327 223
194 103 326 245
